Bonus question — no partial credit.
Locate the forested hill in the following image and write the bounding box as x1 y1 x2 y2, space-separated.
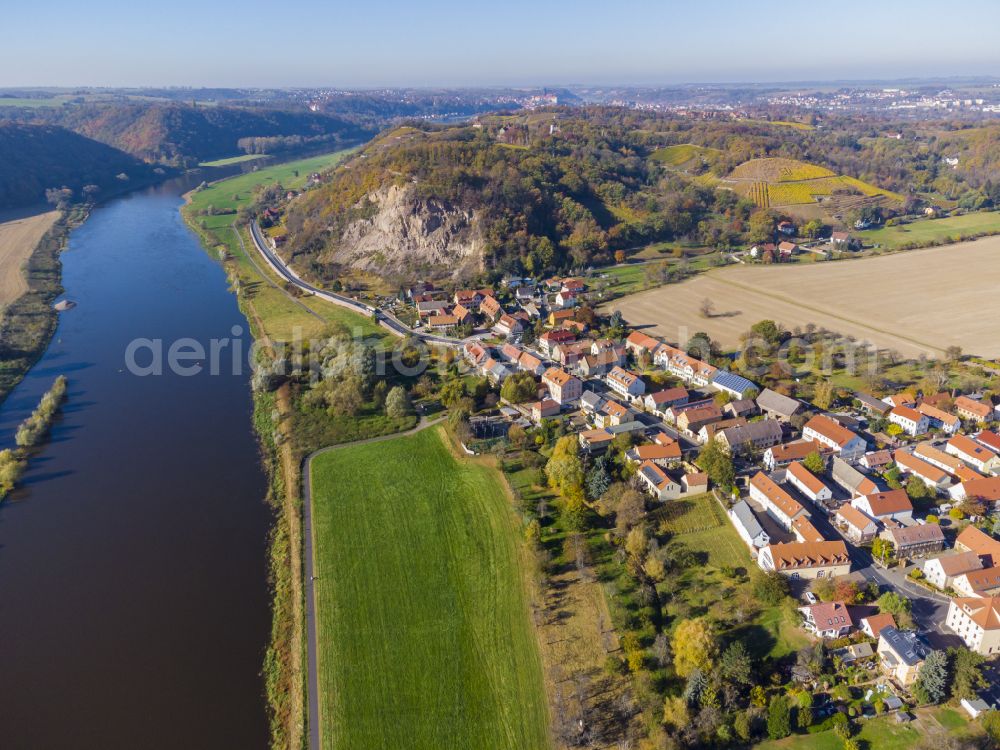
41 103 374 165
280 109 1000 284
0 123 159 210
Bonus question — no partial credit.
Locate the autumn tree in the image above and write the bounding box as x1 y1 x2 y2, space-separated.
385 385 411 419
671 617 719 678
696 438 735 490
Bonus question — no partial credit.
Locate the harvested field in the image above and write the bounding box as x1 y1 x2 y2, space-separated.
0 210 59 306
604 235 1000 359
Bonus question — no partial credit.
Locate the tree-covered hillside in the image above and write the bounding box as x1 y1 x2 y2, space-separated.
0 123 159 210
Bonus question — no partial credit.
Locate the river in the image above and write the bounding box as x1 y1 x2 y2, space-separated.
0 176 272 748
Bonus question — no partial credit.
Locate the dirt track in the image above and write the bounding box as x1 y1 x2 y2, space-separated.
0 211 58 306
605 236 1000 359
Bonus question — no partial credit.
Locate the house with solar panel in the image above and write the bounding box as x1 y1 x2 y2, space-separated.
712 371 759 401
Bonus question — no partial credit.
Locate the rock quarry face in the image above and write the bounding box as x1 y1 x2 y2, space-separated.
326 183 483 279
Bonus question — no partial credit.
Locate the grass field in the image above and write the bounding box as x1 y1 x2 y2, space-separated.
198 153 268 167
0 210 59 306
860 210 1000 248
605 234 1000 359
310 427 550 750
184 149 384 340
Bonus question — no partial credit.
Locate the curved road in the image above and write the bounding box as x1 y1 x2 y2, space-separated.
301 415 446 750
248 221 465 348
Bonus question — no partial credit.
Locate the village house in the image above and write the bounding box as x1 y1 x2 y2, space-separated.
756 388 802 422
831 456 880 498
542 367 582 405
530 399 560 423
976 430 1000 453
922 551 985 590
537 329 575 356
453 289 484 310
786 461 833 504
724 398 758 420
580 390 604 414
956 526 1000 566
799 601 854 638
560 278 585 294
881 523 945 560
578 350 620 378
683 472 709 495
552 340 590 368
803 415 867 463
699 417 747 444
479 295 503 321
792 516 825 543
451 303 473 326
852 489 913 524
955 395 994 424
860 613 897 639
606 366 646 400
547 309 576 328
715 420 783 455
757 540 851 579
480 357 511 384
427 314 460 331
946 596 1000 656
712 371 758 400
516 351 545 377
624 331 661 359
946 433 1000 474
644 387 689 417
492 314 523 339
749 472 808 530
913 442 966 476
831 230 851 246
594 399 632 429
894 449 950 491
636 461 681 501
855 392 892 418
653 343 718 387
952 568 1000 598
578 428 614 453
878 627 929 686
861 450 893 472
417 300 451 318
730 500 770 550
677 404 724 436
883 392 917 409
764 440 826 471
836 504 879 544
554 290 577 308
777 240 799 259
918 402 960 434
950 475 1000 505
889 405 929 437
463 341 487 367
626 440 682 467
665 398 715 425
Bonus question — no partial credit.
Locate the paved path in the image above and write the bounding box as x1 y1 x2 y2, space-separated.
300 415 446 750
248 221 465 348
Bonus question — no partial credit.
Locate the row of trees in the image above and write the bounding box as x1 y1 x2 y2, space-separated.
16 375 67 449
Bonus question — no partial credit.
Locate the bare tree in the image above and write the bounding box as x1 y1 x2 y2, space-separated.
699 297 715 319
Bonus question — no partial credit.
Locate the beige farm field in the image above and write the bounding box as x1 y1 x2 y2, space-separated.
606 236 1000 359
0 210 58 305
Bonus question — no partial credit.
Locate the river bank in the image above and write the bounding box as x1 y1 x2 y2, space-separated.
181 149 360 750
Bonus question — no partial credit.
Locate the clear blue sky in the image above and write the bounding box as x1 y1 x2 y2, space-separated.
4 0 999 88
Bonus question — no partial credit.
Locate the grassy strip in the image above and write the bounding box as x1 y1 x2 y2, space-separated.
0 208 84 405
199 154 268 167
859 210 1000 249
310 427 550 750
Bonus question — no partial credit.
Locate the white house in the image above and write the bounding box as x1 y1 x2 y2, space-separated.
729 500 770 550
749 472 808 530
922 551 984 590
802 415 867 463
786 461 833 504
636 460 681 501
888 405 929 437
946 597 1000 656
946 434 1000 474
799 601 854 638
851 489 913 524
605 366 646 400
836 504 879 544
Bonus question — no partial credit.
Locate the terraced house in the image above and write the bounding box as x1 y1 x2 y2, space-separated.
606 366 645 400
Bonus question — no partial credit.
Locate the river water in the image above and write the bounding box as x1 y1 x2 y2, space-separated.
0 177 272 748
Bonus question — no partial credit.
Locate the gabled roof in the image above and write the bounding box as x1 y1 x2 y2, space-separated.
802 601 853 630
730 500 764 539
750 472 805 519
894 450 948 483
832 456 879 495
718 420 783 447
805 414 861 448
953 596 1000 631
855 392 892 414
961 476 1000 503
646 387 689 406
930 550 984 577
861 613 896 638
764 540 850 570
949 433 997 463
976 431 1000 452
891 405 924 423
542 367 578 387
792 516 825 543
885 523 944 548
768 440 825 463
625 331 660 352
879 627 929 666
918 401 959 426
756 388 802 418
629 442 681 462
957 567 1000 593
956 526 1000 566
914 442 963 472
607 366 640 388
837 503 877 532
955 395 993 418
860 489 913 516
713 371 756 394
638 460 677 491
